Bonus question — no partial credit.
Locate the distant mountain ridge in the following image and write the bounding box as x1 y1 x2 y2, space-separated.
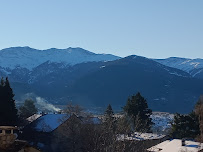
0 46 203 113
155 57 203 79
0 47 120 70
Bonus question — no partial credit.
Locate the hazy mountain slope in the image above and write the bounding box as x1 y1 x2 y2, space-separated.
65 56 203 113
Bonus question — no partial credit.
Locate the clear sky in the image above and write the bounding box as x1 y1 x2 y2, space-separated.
0 0 202 58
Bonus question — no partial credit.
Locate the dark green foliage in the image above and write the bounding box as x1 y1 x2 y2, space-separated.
103 104 116 133
0 77 18 125
105 104 114 117
19 99 38 119
170 112 200 139
123 92 153 132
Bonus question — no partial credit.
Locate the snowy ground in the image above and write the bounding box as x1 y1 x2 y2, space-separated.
118 132 166 141
151 112 174 134
97 111 174 134
147 139 203 152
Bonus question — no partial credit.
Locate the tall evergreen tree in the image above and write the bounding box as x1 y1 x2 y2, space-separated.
0 77 18 125
123 92 153 132
105 104 114 117
103 104 116 132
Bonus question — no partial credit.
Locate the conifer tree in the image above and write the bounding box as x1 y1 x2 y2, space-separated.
103 104 116 132
170 112 200 139
105 104 114 117
123 92 153 132
19 99 38 119
0 77 18 125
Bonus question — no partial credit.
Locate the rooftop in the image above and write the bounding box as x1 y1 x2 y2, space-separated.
28 114 70 132
147 139 203 152
0 126 17 130
26 114 42 123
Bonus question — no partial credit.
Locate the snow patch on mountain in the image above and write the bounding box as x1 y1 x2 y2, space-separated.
0 47 120 70
155 57 203 73
192 69 202 76
100 66 105 68
0 67 11 75
169 72 185 77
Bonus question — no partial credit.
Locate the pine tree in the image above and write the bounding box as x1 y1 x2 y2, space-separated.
103 104 116 132
0 77 18 125
123 92 153 132
105 104 114 117
170 112 200 139
19 99 38 119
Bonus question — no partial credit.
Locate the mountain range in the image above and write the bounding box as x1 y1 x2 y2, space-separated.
0 47 203 113
155 57 203 79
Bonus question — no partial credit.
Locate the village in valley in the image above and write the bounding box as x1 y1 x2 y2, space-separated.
0 77 203 152
1 1 203 152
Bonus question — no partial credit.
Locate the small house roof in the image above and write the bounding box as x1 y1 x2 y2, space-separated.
147 139 203 152
29 114 70 132
26 114 42 123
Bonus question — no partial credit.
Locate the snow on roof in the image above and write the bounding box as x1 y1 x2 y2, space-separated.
118 132 166 141
26 114 42 123
147 139 203 152
33 114 70 132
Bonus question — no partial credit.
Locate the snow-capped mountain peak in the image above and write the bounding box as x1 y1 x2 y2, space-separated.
0 47 120 70
155 57 203 73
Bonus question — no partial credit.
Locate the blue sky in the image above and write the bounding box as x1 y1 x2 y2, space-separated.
0 0 202 58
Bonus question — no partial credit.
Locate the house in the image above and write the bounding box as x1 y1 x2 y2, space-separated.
19 114 73 150
20 113 102 152
117 132 169 152
49 115 102 152
0 126 40 152
147 139 203 152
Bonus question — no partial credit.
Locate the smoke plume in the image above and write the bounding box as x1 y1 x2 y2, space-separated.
35 97 61 112
20 93 61 112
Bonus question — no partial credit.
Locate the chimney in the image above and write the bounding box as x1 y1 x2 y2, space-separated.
0 126 17 149
41 111 46 116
